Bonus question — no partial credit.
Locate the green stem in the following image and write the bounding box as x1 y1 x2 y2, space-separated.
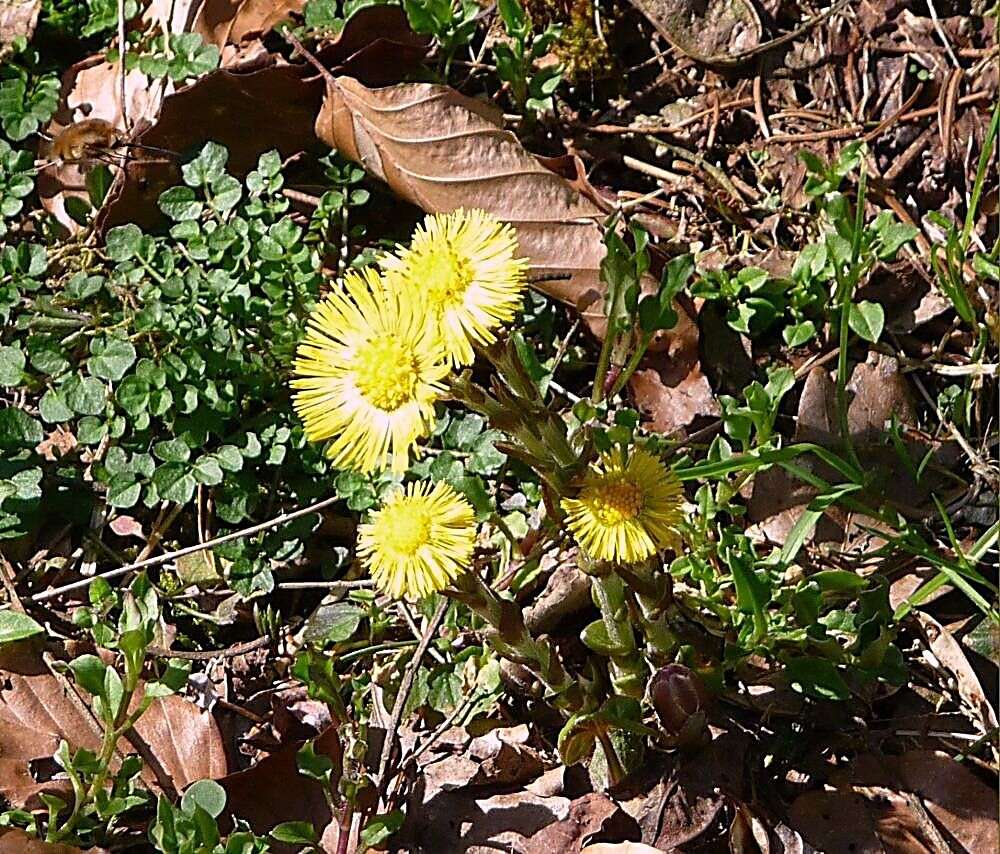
607 331 654 400
452 572 582 711
51 682 138 843
833 164 869 474
595 728 626 786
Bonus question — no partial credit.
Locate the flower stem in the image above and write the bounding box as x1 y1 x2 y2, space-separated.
451 572 583 711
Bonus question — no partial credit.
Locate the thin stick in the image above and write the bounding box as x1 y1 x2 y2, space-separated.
31 496 340 602
277 579 373 591
118 0 129 131
147 634 273 660
374 598 448 808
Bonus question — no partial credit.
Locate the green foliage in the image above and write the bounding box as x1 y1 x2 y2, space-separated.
0 140 35 236
673 526 906 699
0 145 348 594
693 143 918 348
0 44 60 141
150 783 272 853
111 32 220 82
0 609 45 644
402 0 479 72
301 0 387 34
40 0 137 39
493 0 563 116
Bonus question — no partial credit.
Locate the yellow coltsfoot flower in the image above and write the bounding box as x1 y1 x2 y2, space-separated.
291 268 448 474
562 448 683 564
382 209 529 367
358 481 476 599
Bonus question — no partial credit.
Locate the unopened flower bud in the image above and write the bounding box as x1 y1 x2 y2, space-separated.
649 664 710 748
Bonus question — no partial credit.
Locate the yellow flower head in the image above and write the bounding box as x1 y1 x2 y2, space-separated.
358 481 476 599
562 448 683 564
382 209 529 367
291 268 448 474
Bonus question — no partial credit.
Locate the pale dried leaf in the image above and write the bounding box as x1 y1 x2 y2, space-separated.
315 75 610 325
915 611 998 733
0 0 39 47
628 0 761 63
0 828 103 853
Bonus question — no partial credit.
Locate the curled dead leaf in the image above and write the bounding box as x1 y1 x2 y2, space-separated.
193 0 305 50
528 793 641 850
914 611 998 733
629 305 719 436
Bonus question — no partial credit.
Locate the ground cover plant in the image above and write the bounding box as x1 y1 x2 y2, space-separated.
0 0 996 850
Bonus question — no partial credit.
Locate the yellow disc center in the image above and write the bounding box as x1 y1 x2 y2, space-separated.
353 338 420 412
424 244 473 311
380 505 433 556
591 478 644 526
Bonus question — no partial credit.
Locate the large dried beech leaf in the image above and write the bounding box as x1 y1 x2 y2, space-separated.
315 75 609 323
0 664 226 808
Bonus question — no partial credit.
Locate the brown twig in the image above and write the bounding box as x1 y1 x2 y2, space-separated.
31 495 341 602
117 0 128 131
587 97 754 136
147 634 274 661
374 598 448 809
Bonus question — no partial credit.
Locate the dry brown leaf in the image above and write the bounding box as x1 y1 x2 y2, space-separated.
421 724 545 793
788 790 886 853
581 844 664 854
313 5 431 87
748 355 958 551
0 0 39 47
0 659 226 808
0 828 104 853
219 725 342 850
91 10 431 233
108 514 145 540
313 74 610 325
528 793 641 851
95 61 324 233
629 305 719 436
628 0 761 64
617 733 744 849
36 426 77 461
524 551 591 634
914 611 998 734
402 785 573 852
38 56 167 231
826 751 1000 854
193 0 304 49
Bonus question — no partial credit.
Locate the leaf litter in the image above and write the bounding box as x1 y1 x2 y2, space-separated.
1 0 997 848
